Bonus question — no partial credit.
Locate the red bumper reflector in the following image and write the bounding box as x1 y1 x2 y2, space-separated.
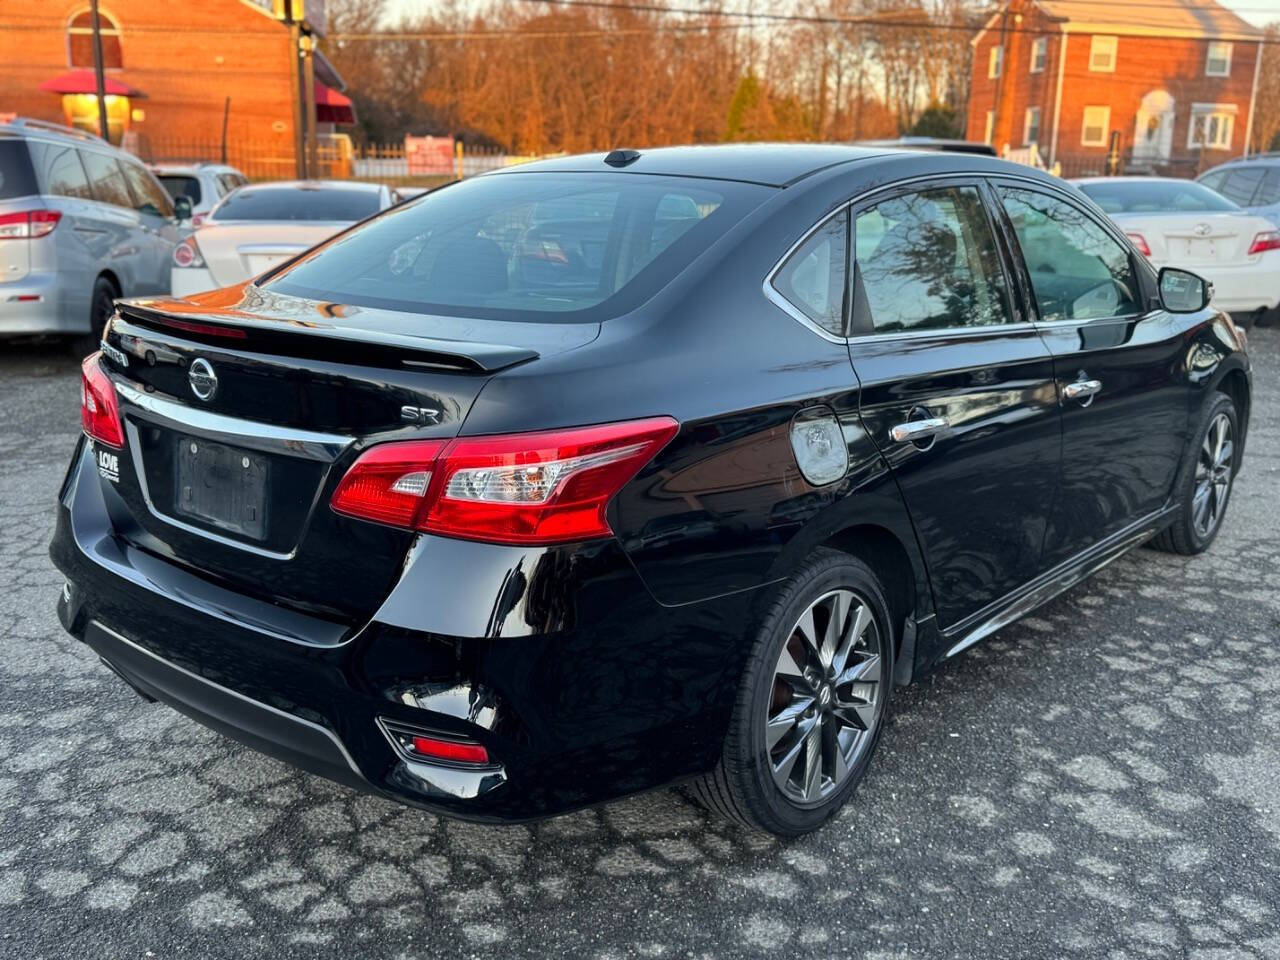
409 735 490 764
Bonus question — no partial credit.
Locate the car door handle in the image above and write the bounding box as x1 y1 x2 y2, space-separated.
1064 379 1102 401
890 417 948 443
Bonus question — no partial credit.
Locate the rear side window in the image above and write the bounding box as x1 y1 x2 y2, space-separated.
853 186 1012 334
158 175 201 205
80 151 134 209
1254 168 1280 207
266 173 768 322
772 211 848 336
0 140 38 200
121 162 174 218
999 186 1140 323
27 141 92 199
212 186 381 222
1215 167 1265 206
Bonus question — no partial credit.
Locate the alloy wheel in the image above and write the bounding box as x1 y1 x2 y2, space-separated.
766 588 884 806
1192 412 1233 538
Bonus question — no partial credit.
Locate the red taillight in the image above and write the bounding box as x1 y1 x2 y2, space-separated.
172 235 205 268
0 209 61 239
331 417 679 545
1247 230 1280 256
191 213 207 229
80 353 125 448
1126 232 1151 257
409 735 490 764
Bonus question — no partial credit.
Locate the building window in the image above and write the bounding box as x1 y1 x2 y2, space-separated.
1024 107 1042 146
1030 37 1048 73
68 9 122 69
1189 104 1236 150
984 110 995 145
983 45 1003 78
1205 41 1232 77
1081 106 1110 146
1089 35 1118 72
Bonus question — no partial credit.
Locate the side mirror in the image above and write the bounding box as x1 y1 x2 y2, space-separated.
173 195 193 223
1158 267 1212 313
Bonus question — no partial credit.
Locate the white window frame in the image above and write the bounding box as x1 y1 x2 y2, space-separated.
989 45 1003 79
1089 35 1118 73
1081 106 1110 147
984 110 996 145
1030 37 1048 73
1188 103 1237 150
1024 106 1042 146
1205 41 1232 77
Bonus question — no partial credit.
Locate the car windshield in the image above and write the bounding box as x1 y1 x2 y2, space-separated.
1079 180 1239 214
210 185 381 223
264 172 770 322
158 174 201 205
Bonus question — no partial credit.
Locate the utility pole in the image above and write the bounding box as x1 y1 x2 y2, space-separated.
301 33 318 179
284 1 306 179
89 0 110 141
992 0 1028 157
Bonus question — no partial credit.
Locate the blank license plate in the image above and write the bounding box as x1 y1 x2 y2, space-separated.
174 436 268 540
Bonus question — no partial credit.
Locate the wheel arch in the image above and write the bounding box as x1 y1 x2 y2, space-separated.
96 269 121 297
1212 364 1250 456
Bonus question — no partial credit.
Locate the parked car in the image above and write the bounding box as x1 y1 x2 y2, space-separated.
52 145 1249 837
169 179 395 297
1072 176 1280 326
1196 154 1280 227
0 117 183 351
150 162 248 229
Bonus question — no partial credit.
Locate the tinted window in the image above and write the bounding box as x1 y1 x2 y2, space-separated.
853 186 1012 334
1078 180 1237 214
27 141 91 199
1215 168 1265 206
211 185 381 222
159 175 201 205
0 140 38 200
267 173 765 322
1000 187 1140 323
80 151 134 209
1197 170 1227 193
121 162 174 218
772 211 848 335
1254 168 1280 207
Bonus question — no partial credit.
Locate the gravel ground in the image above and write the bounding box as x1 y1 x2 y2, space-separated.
1 331 1278 959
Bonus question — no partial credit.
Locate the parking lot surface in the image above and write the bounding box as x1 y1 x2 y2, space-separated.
1 332 1278 959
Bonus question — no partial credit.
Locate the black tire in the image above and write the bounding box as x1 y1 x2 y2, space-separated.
689 548 894 836
69 276 117 357
1150 391 1238 555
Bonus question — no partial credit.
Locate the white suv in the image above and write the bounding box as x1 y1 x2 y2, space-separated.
150 162 248 228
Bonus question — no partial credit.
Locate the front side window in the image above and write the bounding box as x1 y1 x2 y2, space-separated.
1024 107 1041 146
999 187 1140 323
1189 107 1235 150
1031 37 1048 73
772 210 848 336
68 9 122 69
1081 106 1110 147
852 186 1012 335
267 173 767 322
1089 35 1118 72
79 150 133 209
1205 41 1232 76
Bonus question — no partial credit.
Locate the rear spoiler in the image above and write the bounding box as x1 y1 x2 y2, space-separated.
115 302 539 374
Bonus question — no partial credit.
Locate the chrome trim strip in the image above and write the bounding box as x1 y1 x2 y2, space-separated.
761 281 848 344
114 378 353 463
89 620 363 777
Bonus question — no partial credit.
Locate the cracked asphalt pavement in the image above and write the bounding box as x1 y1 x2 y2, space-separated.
2 331 1279 959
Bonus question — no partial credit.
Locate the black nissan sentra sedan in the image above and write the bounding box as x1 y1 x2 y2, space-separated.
51 145 1250 836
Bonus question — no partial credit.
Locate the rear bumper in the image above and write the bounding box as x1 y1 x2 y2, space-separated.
50 438 753 821
0 271 76 334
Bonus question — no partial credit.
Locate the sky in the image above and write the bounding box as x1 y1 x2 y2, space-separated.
385 0 1280 29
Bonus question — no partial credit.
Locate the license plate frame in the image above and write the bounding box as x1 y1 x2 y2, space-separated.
173 435 269 541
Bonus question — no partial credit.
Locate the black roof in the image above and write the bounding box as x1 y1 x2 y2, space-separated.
493 144 892 188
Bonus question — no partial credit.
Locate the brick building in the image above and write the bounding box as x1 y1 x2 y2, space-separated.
0 1 351 172
965 0 1264 177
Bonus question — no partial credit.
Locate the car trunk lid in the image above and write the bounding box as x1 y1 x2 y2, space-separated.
1150 213 1269 266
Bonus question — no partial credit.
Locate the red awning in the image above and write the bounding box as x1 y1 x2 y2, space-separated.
39 69 147 98
314 81 355 125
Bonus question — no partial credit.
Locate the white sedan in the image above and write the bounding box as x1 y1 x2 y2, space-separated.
1074 176 1280 321
170 180 396 297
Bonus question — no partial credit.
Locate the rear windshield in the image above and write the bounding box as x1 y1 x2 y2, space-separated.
0 140 38 200
210 185 380 222
158 174 201 205
265 172 770 322
1079 180 1239 214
